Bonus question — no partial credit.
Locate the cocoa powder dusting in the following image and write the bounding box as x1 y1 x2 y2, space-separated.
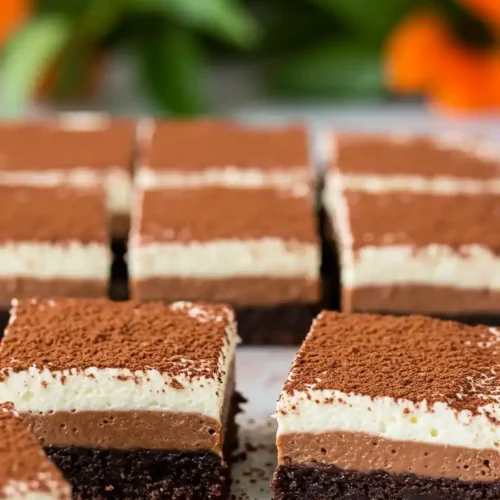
0 299 234 381
0 403 68 495
284 312 500 415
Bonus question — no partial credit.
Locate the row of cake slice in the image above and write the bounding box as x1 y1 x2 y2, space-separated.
0 298 499 499
2 118 500 336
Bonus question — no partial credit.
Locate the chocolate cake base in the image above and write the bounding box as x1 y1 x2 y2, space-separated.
45 393 241 500
47 448 229 500
273 464 500 500
236 303 319 345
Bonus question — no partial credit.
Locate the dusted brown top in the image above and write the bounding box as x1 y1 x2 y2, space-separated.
0 117 136 171
344 191 500 253
0 299 234 381
137 186 317 243
144 119 310 171
0 403 69 498
0 186 107 244
284 311 500 414
334 132 500 179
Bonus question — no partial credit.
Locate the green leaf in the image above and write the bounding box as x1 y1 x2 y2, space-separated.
312 0 418 43
0 16 72 116
149 0 259 48
139 28 207 115
269 40 385 99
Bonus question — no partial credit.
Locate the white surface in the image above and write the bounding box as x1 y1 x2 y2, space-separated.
0 242 110 279
0 301 238 422
232 347 296 500
129 240 319 280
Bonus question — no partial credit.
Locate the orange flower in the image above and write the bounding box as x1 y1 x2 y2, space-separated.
0 0 30 46
459 0 500 29
385 12 451 94
386 11 500 113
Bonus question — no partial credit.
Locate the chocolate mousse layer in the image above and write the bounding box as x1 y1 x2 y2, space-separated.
26 410 223 452
278 431 500 482
131 277 319 305
0 278 108 309
44 392 240 500
344 285 500 316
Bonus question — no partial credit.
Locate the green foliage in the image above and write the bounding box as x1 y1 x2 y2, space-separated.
139 28 207 115
0 0 258 115
269 40 385 98
0 0 492 114
1 16 71 116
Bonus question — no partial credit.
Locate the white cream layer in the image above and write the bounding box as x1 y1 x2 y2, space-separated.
0 305 238 422
0 168 131 215
341 244 500 289
135 166 310 189
336 173 500 194
0 242 110 279
276 387 500 450
128 240 319 280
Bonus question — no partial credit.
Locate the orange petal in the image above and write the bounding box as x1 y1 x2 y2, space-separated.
458 0 500 28
0 0 31 46
385 11 451 93
430 49 500 113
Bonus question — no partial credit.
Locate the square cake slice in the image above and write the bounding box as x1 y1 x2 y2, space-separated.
136 119 311 188
0 403 71 500
129 185 320 344
0 298 239 499
0 186 110 308
0 114 136 237
327 131 500 194
324 171 500 315
273 311 500 499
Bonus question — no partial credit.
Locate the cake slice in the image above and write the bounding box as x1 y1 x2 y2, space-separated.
324 170 500 315
0 186 110 309
0 403 71 500
129 185 320 344
273 311 500 499
0 298 239 499
327 131 500 194
0 115 136 237
136 119 311 188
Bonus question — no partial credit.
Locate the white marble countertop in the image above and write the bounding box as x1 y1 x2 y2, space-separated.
231 346 296 500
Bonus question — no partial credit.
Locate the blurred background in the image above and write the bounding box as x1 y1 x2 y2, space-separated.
1 0 500 130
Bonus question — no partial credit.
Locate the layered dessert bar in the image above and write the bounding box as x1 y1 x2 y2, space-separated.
273 311 500 499
129 186 320 344
0 298 239 499
0 114 136 237
327 131 500 194
0 186 110 308
324 171 500 315
0 403 71 500
136 119 311 188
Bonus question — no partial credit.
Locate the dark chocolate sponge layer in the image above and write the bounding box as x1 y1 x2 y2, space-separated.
273 464 500 500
